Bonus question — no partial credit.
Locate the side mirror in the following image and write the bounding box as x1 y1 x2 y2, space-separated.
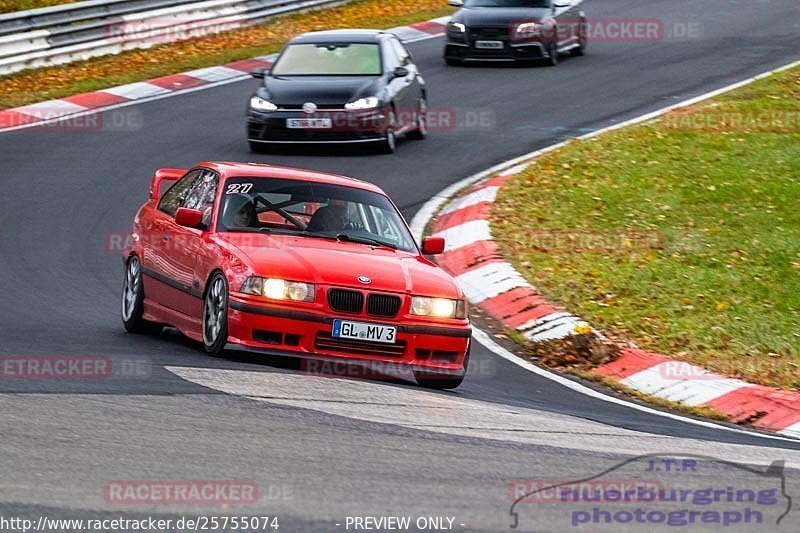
422 236 446 255
175 207 203 228
553 0 570 7
250 68 266 79
151 168 185 200
392 66 410 79
448 0 464 7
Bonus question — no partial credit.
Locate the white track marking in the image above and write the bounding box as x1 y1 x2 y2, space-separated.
183 65 249 82
455 262 528 303
433 219 491 251
620 363 753 407
103 82 171 100
166 365 800 461
15 99 87 116
438 186 499 215
523 313 584 342
780 422 800 440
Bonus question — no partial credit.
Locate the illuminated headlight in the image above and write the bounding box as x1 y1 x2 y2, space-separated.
250 96 277 111
344 97 379 110
411 297 467 319
448 22 466 33
241 277 315 302
515 22 541 37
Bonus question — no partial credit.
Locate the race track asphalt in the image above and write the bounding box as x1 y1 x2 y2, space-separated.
2 0 800 530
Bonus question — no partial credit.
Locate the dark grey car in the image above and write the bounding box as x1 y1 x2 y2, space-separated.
444 0 587 65
247 30 427 154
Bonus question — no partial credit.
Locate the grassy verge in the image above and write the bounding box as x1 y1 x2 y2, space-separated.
0 0 77 14
491 66 800 391
0 0 452 109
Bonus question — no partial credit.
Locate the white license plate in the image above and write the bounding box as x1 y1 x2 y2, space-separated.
475 40 504 49
332 320 397 344
287 118 333 129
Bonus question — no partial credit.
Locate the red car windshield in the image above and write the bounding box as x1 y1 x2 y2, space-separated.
217 177 417 253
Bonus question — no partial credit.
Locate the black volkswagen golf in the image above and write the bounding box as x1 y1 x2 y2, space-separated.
247 30 427 154
444 0 587 66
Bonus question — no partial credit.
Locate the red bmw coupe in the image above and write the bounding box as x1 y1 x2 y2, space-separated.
122 162 471 388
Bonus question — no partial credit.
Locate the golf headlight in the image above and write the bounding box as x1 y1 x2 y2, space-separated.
250 96 277 111
411 297 467 319
449 22 466 33
241 277 315 302
515 22 541 36
345 97 379 110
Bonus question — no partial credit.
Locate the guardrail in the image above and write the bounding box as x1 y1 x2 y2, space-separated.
0 0 345 75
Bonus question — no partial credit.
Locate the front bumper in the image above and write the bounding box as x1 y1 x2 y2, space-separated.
445 34 549 62
227 295 471 376
247 108 389 144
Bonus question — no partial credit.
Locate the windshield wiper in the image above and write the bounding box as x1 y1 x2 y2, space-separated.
295 231 398 249
224 228 263 234
335 233 398 250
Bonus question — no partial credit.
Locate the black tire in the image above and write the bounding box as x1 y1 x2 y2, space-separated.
445 57 462 67
202 272 229 356
414 345 470 390
377 110 397 154
249 141 271 154
406 99 428 140
121 255 162 335
572 20 587 56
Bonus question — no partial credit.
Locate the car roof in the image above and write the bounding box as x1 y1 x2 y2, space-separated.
289 29 387 44
193 162 386 194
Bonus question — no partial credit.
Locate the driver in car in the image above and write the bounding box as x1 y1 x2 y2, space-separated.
306 205 350 232
222 194 259 229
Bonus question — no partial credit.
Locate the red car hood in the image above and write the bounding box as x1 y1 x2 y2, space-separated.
216 233 463 299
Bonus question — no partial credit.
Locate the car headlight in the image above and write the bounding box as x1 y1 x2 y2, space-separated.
411 296 467 319
250 96 277 112
241 277 315 302
344 97 379 110
515 22 541 37
449 22 466 33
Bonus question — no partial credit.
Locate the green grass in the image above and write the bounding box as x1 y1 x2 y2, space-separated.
0 0 77 14
491 67 800 390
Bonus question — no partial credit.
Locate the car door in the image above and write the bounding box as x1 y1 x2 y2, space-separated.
167 168 220 320
384 36 415 129
395 37 424 106
554 0 579 49
141 169 200 312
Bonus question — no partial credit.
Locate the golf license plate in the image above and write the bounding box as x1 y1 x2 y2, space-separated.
475 40 504 49
332 320 396 344
287 118 333 129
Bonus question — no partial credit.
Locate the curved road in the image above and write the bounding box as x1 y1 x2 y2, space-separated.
2 0 800 530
